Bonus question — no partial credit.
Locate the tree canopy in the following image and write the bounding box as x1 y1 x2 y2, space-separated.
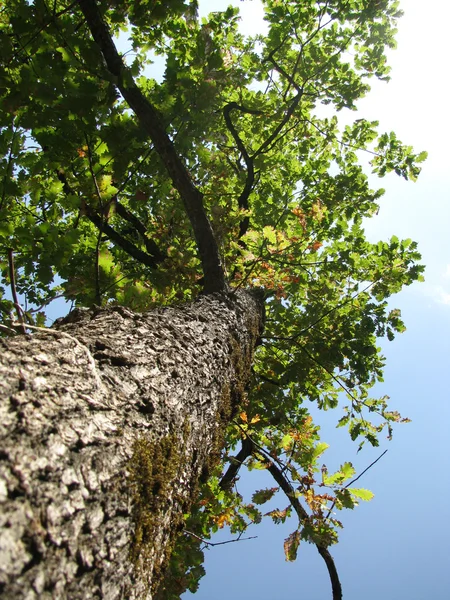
0 0 425 597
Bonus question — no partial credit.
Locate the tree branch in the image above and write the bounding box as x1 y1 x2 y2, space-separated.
227 430 342 600
253 91 303 158
77 0 226 294
263 456 342 600
223 102 261 239
84 205 163 269
114 200 166 261
56 168 165 269
219 436 253 491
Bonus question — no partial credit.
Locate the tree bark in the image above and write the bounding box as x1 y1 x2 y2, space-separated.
0 290 264 599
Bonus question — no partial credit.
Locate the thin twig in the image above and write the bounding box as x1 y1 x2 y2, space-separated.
324 449 388 521
346 449 388 488
85 133 103 204
94 230 102 305
184 530 257 547
7 249 26 334
0 323 17 336
5 0 78 67
28 294 66 314
263 278 382 342
222 102 260 238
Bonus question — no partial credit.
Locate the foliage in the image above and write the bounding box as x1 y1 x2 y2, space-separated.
0 0 425 596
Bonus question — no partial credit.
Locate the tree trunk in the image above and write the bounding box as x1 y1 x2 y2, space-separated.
0 290 264 599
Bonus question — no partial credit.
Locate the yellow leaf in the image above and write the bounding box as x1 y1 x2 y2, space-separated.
215 512 232 529
284 530 301 561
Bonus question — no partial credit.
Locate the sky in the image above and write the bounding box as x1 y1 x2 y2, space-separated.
181 1 450 600
3 1 449 598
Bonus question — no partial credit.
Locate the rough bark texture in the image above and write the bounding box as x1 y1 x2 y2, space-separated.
0 290 264 599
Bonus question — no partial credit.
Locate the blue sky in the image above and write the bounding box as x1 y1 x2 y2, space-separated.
182 1 450 599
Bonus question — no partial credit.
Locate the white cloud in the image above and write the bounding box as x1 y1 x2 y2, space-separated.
422 284 450 306
411 280 450 307
438 290 450 305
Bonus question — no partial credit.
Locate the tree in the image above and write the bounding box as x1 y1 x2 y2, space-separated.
0 1 425 598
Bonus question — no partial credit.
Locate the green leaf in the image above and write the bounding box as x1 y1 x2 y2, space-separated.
262 225 277 244
335 489 356 510
347 488 375 501
252 487 279 505
341 462 356 481
312 442 329 462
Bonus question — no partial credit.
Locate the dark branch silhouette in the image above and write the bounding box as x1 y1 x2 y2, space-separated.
223 102 261 239
56 168 165 269
263 454 342 600
219 436 254 491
